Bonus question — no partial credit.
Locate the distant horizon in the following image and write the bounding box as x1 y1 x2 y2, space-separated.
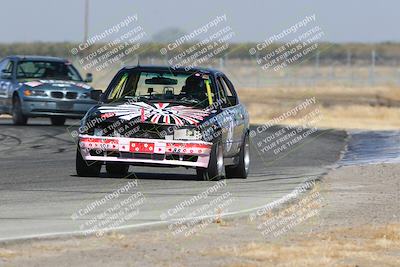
1 0 399 43
1 41 399 45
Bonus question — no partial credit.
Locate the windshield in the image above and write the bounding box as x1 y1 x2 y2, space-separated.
106 70 217 108
16 61 82 81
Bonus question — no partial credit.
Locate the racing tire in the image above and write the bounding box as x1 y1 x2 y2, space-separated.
76 148 101 177
225 133 250 179
106 163 129 178
50 116 66 126
12 96 28 125
196 140 225 181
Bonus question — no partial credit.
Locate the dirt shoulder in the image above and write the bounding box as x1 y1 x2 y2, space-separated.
1 163 399 267
239 86 400 130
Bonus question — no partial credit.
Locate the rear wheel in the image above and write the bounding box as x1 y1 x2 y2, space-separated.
76 148 101 177
226 133 250 179
106 163 129 178
50 116 66 126
196 141 225 181
12 96 28 125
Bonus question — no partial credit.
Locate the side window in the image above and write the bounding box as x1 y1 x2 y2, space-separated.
222 76 235 96
107 73 130 100
0 59 13 80
218 75 238 107
0 60 7 72
216 76 228 105
5 61 14 74
222 76 237 106
0 59 9 73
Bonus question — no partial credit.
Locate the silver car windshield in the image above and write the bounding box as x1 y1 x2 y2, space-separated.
16 61 82 81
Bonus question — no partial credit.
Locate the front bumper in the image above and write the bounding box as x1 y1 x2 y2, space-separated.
78 135 213 168
22 98 96 118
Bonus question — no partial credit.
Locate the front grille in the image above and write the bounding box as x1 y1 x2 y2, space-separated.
51 91 64 99
66 92 78 99
120 152 165 160
166 154 180 161
132 153 152 159
106 151 119 157
183 155 198 162
89 150 103 156
88 119 172 139
129 123 171 139
50 91 78 99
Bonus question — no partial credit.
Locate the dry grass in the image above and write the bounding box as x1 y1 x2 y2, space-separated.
248 104 400 130
211 224 400 267
238 85 400 130
0 249 19 260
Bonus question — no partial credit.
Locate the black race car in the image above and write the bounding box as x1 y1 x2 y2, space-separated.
76 65 250 181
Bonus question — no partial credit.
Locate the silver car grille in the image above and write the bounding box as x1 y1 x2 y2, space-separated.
50 91 78 99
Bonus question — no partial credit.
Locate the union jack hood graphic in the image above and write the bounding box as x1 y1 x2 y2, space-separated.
98 102 211 126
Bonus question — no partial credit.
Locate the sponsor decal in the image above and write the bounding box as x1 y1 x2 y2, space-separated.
24 81 43 87
52 83 72 87
100 112 116 119
24 80 91 89
129 142 155 153
98 102 210 126
75 83 92 89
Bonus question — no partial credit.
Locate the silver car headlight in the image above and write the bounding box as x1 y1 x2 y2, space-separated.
173 128 201 140
23 89 48 97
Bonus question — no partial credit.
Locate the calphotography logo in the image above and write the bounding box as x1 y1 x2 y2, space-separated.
249 14 325 72
71 14 146 72
159 180 235 237
71 180 146 237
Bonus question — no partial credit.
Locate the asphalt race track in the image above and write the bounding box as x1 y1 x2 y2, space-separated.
0 118 347 241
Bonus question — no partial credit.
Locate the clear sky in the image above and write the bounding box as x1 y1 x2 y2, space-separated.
0 0 398 43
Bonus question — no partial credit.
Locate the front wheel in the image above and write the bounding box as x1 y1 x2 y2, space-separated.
226 133 250 179
12 97 28 125
50 116 66 126
76 148 101 177
196 141 225 181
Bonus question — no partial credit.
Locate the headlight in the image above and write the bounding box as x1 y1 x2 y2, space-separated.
23 89 48 97
174 128 201 140
79 107 98 135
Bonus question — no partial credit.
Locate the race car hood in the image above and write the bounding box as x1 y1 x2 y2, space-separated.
21 79 93 91
90 101 213 126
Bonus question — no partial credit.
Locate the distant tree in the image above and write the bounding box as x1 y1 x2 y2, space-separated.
151 28 188 43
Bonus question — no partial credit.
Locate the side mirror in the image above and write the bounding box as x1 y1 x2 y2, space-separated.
85 73 93 83
90 89 103 101
1 70 12 80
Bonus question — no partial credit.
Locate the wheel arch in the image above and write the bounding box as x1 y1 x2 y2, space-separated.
10 90 24 114
12 90 21 103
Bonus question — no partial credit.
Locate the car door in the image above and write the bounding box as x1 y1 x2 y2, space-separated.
0 59 14 112
222 74 248 138
215 74 244 157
